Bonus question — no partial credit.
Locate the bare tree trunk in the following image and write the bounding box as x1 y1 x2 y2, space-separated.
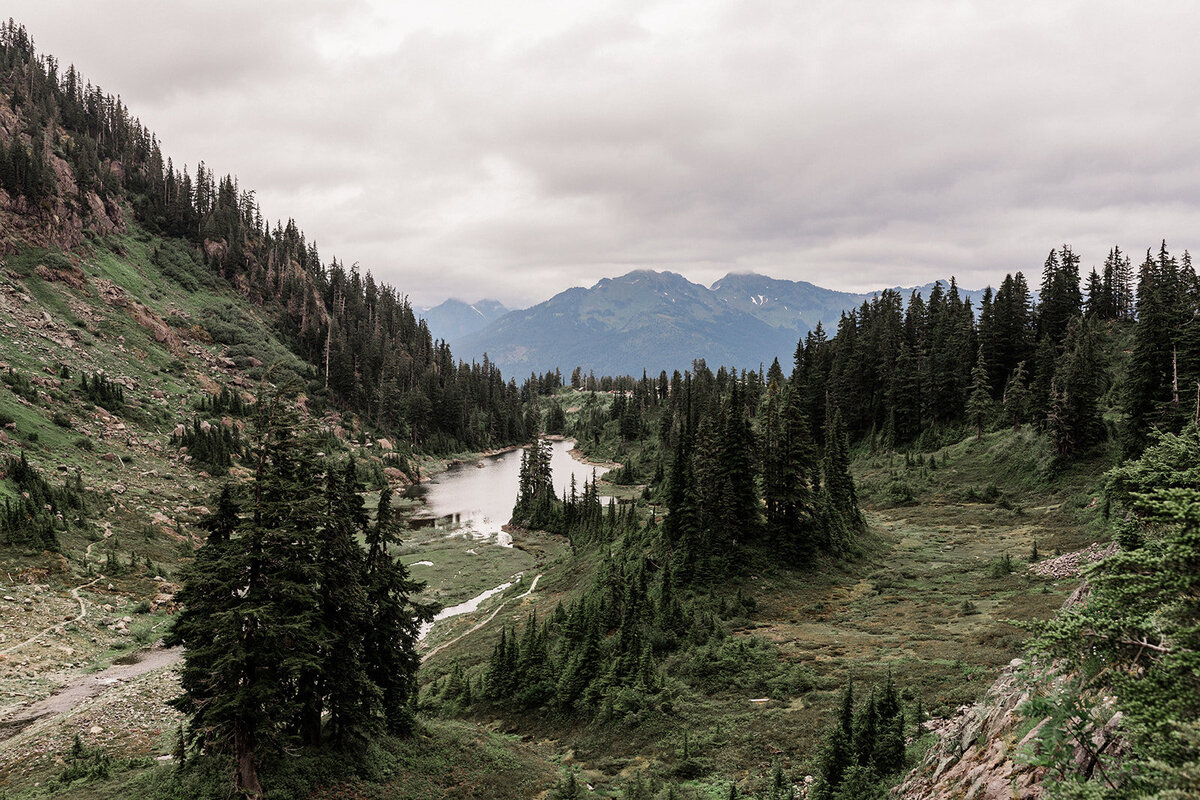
1173 346 1180 406
324 320 331 390
235 725 262 799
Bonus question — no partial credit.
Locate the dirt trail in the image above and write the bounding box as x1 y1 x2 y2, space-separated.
423 573 541 660
83 521 114 562
0 645 182 741
0 577 101 657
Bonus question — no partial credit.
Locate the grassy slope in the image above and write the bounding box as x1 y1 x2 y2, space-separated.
0 229 549 798
414 401 1111 798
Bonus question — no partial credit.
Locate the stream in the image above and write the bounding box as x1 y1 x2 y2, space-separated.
410 438 609 641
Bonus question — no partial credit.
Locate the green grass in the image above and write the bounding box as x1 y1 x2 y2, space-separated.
408 424 1112 797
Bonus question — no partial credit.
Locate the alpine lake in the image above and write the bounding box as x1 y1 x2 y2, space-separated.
387 438 612 652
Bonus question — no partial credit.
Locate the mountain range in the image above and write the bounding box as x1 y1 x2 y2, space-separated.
417 298 510 341
439 270 991 376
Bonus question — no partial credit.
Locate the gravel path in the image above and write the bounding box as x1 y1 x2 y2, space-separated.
0 645 182 742
0 577 101 657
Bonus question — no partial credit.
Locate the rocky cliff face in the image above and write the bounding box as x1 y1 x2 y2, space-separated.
894 567 1126 800
0 93 126 255
893 659 1050 799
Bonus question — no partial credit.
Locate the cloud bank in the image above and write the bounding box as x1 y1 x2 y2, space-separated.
10 1 1200 306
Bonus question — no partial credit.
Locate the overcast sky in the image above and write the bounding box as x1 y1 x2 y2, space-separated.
9 1 1200 307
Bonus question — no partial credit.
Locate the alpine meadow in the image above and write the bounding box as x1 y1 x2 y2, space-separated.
1 10 1199 800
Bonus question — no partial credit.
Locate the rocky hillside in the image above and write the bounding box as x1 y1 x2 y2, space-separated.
895 658 1053 799
893 562 1129 800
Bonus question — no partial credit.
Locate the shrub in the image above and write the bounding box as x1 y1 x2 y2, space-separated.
79 372 124 412
989 553 1014 578
2 367 38 403
886 480 917 506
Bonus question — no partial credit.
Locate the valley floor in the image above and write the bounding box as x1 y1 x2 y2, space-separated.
0 429 1107 798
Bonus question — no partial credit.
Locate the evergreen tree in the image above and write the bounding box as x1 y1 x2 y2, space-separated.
1047 317 1106 459
166 389 327 797
764 377 819 560
1002 362 1031 431
1030 425 1200 790
312 460 379 746
822 408 860 529
364 485 434 734
966 346 992 440
1039 245 1083 344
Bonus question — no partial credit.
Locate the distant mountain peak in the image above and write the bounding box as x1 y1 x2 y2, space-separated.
451 270 998 377
420 297 510 341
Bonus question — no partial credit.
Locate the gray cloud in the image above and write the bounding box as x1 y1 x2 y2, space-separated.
10 0 1200 306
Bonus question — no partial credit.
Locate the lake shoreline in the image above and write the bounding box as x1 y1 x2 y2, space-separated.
415 435 618 485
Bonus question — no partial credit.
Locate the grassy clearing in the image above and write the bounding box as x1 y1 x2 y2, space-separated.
411 425 1111 797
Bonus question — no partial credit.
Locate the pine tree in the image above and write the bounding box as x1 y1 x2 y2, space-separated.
1002 361 1031 431
1039 245 1083 344
811 680 856 800
966 346 992 440
313 460 379 746
166 485 243 765
822 408 860 529
166 388 327 797
1030 425 1200 787
1047 317 1105 459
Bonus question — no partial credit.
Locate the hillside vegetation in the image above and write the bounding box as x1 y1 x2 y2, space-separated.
1 20 1198 800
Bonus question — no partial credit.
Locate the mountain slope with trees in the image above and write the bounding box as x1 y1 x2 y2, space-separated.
2 19 1199 800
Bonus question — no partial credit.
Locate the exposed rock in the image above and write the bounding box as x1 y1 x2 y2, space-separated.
93 277 185 355
203 238 227 262
383 466 412 486
893 656 1127 800
1030 542 1117 580
34 261 90 292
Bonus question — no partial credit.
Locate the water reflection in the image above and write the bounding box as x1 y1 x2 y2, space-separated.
406 438 609 546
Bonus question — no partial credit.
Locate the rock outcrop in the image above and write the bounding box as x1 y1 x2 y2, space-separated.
894 659 1126 799
893 659 1049 799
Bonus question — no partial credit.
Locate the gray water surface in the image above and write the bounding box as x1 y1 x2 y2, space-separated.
406 438 609 546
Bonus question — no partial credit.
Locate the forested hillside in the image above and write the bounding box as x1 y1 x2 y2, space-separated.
1 18 1198 800
0 20 532 457
0 21 552 799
